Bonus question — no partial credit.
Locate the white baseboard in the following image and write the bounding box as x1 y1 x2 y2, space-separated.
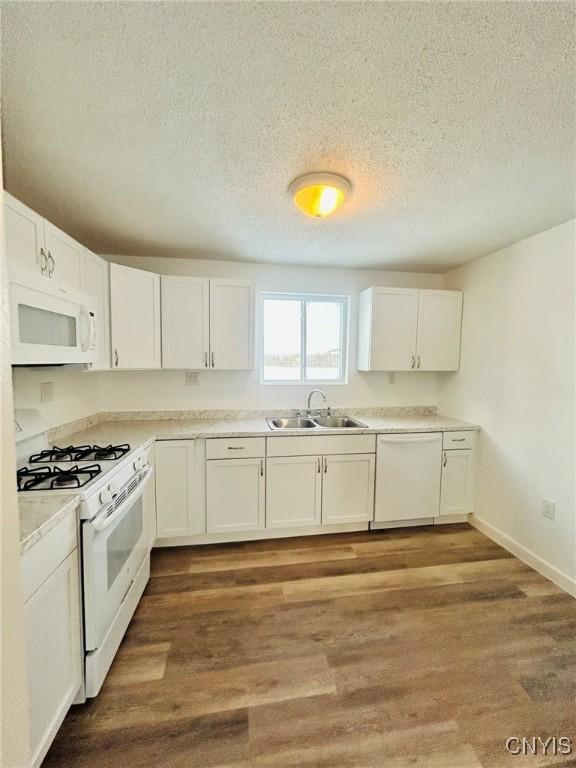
470 515 576 598
155 522 369 547
434 514 470 525
370 518 434 530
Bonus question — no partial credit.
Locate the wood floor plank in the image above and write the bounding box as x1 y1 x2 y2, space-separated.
43 524 576 768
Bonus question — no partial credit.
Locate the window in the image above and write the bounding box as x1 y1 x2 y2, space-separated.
261 293 348 384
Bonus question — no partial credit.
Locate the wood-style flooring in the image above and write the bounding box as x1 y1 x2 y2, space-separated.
44 525 576 768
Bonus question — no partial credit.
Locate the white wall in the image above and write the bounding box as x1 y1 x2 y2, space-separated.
12 366 100 431
438 219 576 588
97 256 443 412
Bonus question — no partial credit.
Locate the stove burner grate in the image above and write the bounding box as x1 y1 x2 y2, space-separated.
17 463 102 491
30 443 131 463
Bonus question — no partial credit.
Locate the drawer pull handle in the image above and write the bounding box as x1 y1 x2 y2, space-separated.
227 446 245 450
451 438 466 442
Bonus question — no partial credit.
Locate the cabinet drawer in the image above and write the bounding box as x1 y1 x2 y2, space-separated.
21 507 78 603
267 434 375 457
206 437 266 460
443 431 474 450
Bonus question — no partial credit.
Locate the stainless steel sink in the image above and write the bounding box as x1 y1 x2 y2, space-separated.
312 416 367 429
267 415 367 430
267 417 318 430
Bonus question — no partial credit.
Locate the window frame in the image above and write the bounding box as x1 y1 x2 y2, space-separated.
259 291 349 385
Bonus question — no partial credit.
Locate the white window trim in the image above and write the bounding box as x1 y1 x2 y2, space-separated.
259 291 350 385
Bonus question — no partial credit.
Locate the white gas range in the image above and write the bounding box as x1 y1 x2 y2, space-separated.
16 411 156 699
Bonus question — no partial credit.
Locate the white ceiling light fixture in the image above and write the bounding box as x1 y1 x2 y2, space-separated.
289 172 352 218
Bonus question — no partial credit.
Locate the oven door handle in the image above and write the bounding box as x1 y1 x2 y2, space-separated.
91 467 153 532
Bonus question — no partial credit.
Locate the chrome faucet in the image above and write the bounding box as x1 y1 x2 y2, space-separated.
306 389 331 418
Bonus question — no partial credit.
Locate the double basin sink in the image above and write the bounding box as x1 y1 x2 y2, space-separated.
267 415 368 430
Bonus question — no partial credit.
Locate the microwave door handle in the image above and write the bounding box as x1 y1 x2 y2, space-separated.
79 307 88 351
91 467 153 532
89 311 97 350
79 306 93 351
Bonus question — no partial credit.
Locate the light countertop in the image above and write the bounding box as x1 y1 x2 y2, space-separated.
19 494 79 554
54 412 478 451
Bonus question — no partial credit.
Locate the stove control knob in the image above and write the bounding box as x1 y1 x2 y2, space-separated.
100 487 113 505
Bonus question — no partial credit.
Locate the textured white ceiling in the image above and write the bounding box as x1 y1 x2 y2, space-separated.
1 1 574 271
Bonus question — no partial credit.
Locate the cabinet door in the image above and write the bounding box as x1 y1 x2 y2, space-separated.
4 192 46 279
82 250 110 370
366 288 419 371
266 456 322 528
25 549 82 768
161 276 209 369
155 441 196 538
43 220 83 290
375 433 442 522
322 454 375 524
206 458 265 533
110 263 161 369
416 290 462 371
440 449 474 516
209 279 254 370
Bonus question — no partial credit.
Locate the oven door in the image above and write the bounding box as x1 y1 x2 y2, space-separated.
82 467 154 652
10 281 97 365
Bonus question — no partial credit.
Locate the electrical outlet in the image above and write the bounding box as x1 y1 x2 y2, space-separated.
40 381 54 403
542 499 556 520
185 372 199 386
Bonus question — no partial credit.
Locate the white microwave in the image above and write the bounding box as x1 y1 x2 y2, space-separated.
10 279 98 365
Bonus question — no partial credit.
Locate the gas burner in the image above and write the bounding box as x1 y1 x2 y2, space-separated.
17 464 102 491
30 443 131 463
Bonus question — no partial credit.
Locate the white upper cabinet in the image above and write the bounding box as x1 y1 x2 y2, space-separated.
4 192 45 278
161 276 210 369
357 287 462 372
110 263 161 369
209 279 254 370
43 220 83 290
358 287 419 371
81 250 110 370
160 276 254 370
4 192 84 292
416 290 463 371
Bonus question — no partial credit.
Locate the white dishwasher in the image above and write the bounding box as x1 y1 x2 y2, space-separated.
374 432 442 524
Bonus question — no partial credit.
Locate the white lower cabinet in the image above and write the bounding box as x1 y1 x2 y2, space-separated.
25 548 82 768
440 448 474 516
206 457 265 533
266 455 322 528
155 440 197 538
322 454 375 524
375 433 442 522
